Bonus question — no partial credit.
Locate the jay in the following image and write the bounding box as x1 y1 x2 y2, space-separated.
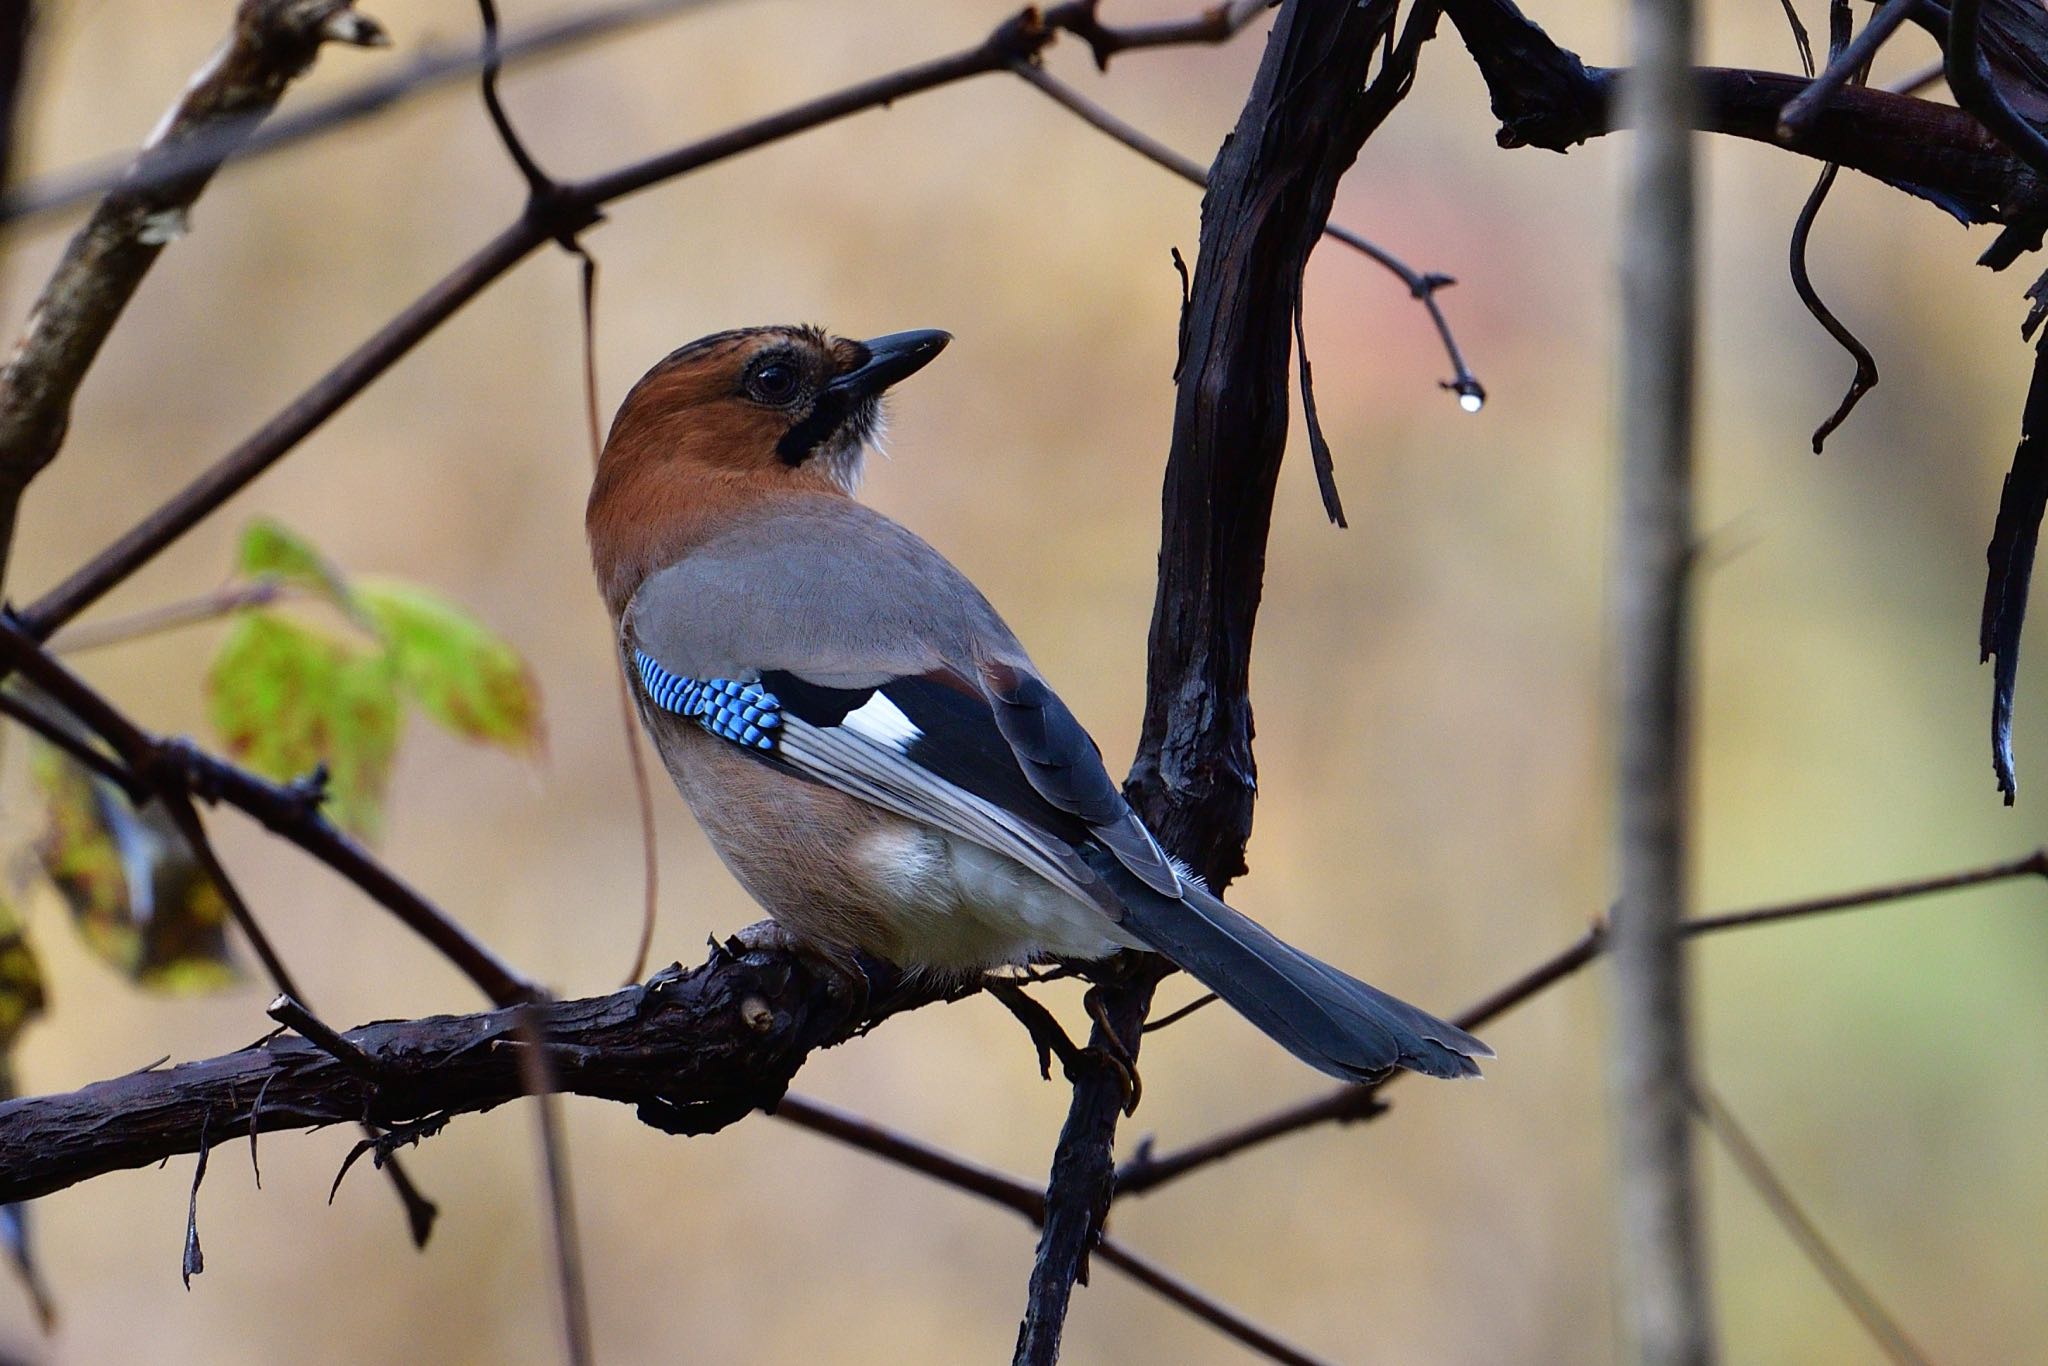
587 325 1489 1083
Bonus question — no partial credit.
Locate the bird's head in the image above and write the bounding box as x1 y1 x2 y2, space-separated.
597 324 951 496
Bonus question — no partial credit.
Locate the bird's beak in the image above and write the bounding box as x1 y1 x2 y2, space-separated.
828 330 952 401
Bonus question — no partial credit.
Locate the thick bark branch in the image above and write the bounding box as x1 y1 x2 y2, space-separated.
0 935 949 1206
1015 1 1447 1360
1445 0 2046 230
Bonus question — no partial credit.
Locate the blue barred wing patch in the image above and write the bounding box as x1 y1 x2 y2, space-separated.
634 650 781 750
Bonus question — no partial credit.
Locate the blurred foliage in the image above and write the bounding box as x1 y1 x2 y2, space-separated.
206 611 401 837
204 519 542 839
26 741 237 994
355 577 544 756
0 897 43 1062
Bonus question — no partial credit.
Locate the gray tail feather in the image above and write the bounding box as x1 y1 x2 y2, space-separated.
1109 873 1491 1083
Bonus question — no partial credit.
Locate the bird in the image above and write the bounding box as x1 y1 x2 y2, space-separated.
585 324 1491 1084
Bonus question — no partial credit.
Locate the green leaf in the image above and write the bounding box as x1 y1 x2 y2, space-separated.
235 517 350 604
27 743 239 993
354 576 543 755
206 612 403 839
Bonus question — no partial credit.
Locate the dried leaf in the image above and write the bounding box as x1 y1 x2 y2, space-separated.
28 744 238 993
355 576 543 755
206 613 403 839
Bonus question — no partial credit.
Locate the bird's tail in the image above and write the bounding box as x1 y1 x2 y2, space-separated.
1108 869 1491 1082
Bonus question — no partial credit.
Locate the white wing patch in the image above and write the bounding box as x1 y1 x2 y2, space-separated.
840 692 922 751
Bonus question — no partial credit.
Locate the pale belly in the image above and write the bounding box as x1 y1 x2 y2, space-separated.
656 719 1139 972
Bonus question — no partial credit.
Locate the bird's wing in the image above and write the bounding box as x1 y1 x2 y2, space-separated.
622 497 1181 905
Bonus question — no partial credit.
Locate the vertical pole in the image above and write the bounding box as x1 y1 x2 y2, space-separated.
1612 0 1715 1355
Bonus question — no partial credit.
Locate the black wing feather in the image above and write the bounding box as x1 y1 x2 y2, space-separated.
762 669 1091 845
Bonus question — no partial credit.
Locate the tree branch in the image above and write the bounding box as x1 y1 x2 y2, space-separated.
773 1095 1332 1365
14 0 1271 644
0 0 388 584
1009 60 1484 408
0 0 731 230
1443 0 2045 230
1013 1 1448 1359
1115 848 2048 1197
0 936 943 1206
0 612 537 1007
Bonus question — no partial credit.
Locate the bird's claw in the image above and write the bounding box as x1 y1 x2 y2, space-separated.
1083 985 1142 1116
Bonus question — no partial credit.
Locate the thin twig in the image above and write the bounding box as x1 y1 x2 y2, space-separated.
474 0 556 200
466 10 592 1350
565 248 662 986
1692 1082 1934 1366
1116 850 2048 1196
509 1005 594 1366
773 1095 1330 1366
1882 58 1945 96
1778 0 1919 136
0 688 141 797
49 580 285 654
162 794 301 1004
1141 990 1218 1033
1090 1241 1334 1366
174 798 441 1244
0 0 732 230
1011 60 1484 408
0 613 537 1007
1790 0 1881 452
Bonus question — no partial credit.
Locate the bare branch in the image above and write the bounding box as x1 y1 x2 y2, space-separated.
1609 0 1715 1337
774 1096 1333 1366
1115 850 2047 1196
1010 61 1485 407
1014 0 1450 1357
48 580 287 653
0 613 537 1006
1692 1083 1934 1366
1442 0 2045 228
0 0 389 581
1884 58 1946 96
0 0 730 230
1777 0 1919 137
0 938 933 1206
509 1005 593 1366
17 0 1267 644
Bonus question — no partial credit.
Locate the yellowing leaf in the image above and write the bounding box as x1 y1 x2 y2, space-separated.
236 517 350 604
206 612 402 839
27 743 238 994
0 898 44 1058
355 576 543 755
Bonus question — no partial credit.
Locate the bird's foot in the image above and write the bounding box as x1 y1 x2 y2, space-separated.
985 978 1141 1115
1082 984 1142 1116
985 978 1083 1081
719 921 872 1021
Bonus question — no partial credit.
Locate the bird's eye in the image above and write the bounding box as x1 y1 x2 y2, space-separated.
746 360 800 404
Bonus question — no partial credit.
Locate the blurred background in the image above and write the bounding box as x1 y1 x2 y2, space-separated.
0 0 2041 1360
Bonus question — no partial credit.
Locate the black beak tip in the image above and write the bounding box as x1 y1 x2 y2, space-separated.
834 329 952 396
